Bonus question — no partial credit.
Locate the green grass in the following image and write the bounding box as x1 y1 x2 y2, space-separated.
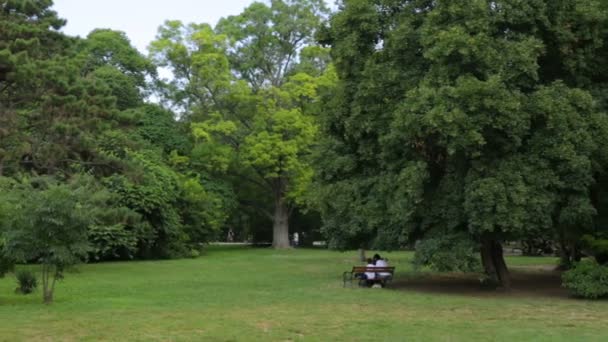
0 247 606 341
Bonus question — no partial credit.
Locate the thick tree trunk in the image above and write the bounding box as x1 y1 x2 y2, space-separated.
480 240 499 285
491 240 510 289
272 179 290 248
481 238 510 289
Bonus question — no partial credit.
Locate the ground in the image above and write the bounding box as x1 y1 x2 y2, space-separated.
0 246 606 341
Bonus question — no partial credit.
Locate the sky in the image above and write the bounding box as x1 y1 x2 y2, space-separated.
52 0 259 53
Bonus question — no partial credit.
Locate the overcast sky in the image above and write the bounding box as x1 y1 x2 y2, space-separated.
52 0 264 53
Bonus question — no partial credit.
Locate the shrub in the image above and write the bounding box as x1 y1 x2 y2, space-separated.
581 235 608 265
413 232 481 273
15 270 37 294
562 261 608 299
189 249 200 258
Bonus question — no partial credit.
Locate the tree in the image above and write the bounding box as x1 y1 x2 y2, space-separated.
80 29 157 110
0 0 68 176
216 0 329 90
3 177 94 304
317 0 608 287
150 0 331 248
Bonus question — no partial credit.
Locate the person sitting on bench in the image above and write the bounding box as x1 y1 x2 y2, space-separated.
373 254 391 278
364 258 376 285
354 258 376 286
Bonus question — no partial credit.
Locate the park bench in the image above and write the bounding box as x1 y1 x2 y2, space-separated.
342 266 395 288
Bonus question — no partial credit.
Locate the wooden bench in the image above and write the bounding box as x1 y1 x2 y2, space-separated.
343 266 395 288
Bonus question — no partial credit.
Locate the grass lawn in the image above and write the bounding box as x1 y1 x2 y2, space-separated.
0 246 606 341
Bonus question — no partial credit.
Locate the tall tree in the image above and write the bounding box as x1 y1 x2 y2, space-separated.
80 29 157 110
150 0 331 248
0 0 68 176
317 0 608 287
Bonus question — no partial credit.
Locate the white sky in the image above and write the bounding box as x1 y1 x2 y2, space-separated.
52 0 261 53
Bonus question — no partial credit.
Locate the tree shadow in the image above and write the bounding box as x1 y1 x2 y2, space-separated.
391 266 573 299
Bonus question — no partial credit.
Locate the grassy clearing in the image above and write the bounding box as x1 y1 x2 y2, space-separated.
0 246 606 341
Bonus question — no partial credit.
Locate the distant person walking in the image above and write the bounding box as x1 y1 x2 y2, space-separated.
293 232 299 247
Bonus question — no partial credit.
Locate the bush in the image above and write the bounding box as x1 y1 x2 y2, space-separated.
581 235 608 265
413 232 481 273
15 270 37 294
189 249 200 258
562 261 608 299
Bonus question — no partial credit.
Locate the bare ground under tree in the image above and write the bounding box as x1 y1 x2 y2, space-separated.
390 266 578 299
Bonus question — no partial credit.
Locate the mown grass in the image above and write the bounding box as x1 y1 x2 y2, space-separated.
0 246 606 341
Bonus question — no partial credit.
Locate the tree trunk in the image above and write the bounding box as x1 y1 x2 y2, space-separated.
480 238 510 289
42 264 53 304
358 248 366 262
43 289 53 304
480 240 499 286
491 240 510 289
272 180 290 248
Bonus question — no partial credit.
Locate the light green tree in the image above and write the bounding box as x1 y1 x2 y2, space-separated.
4 177 95 304
150 0 331 248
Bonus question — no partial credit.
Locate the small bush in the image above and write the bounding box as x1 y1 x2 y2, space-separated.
189 249 200 258
15 270 38 295
562 261 608 299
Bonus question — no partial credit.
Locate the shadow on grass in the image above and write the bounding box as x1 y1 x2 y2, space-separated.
391 266 573 299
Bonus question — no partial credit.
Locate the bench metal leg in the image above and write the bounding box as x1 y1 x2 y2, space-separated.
343 272 354 287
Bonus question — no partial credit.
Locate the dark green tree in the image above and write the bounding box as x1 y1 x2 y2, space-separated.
317 0 608 287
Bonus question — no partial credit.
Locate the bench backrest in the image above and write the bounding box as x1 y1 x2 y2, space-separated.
351 266 395 274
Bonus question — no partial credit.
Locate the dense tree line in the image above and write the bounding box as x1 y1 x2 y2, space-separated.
0 0 332 285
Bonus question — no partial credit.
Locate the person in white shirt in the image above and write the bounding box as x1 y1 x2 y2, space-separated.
364 258 376 281
373 254 391 277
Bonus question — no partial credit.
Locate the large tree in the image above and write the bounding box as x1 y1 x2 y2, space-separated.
317 0 608 287
150 0 331 248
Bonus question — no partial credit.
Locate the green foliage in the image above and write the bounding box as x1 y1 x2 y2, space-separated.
0 0 129 178
581 235 608 265
135 104 192 155
413 232 481 273
215 0 329 89
316 0 608 282
80 29 157 110
15 270 37 295
151 1 332 248
103 151 185 258
3 176 95 303
0 239 13 278
562 261 608 299
189 249 201 259
177 173 235 244
88 223 138 261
